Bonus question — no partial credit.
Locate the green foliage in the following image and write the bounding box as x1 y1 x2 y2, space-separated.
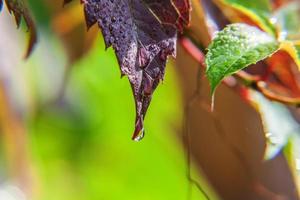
205 23 279 94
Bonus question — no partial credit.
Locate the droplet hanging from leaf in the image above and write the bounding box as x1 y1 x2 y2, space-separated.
64 0 191 141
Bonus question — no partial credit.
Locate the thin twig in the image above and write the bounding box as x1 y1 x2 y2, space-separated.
183 65 210 200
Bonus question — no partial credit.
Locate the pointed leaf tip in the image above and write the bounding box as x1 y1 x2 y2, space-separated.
132 116 145 142
78 0 190 140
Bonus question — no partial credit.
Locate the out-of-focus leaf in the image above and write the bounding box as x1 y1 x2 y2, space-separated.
188 0 214 46
272 0 294 10
189 0 230 47
2 0 37 58
250 90 300 160
64 0 191 140
263 41 300 99
199 0 230 34
283 136 300 193
265 47 300 97
273 1 300 41
215 0 276 35
52 3 97 64
280 41 300 68
206 23 279 94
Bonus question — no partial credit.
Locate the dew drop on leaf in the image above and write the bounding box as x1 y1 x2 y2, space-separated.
64 0 191 140
132 117 145 142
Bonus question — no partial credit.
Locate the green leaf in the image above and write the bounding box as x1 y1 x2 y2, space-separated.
250 90 300 160
205 23 279 94
219 0 276 35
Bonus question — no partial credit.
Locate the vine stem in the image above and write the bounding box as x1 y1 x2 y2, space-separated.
179 36 300 106
183 65 211 200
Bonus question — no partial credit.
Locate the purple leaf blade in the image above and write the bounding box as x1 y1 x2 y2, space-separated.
67 0 190 140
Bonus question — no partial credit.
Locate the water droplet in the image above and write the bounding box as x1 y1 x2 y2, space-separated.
132 117 145 141
133 128 145 142
266 132 279 145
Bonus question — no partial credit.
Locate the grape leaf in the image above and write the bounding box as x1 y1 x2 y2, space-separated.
206 23 279 95
249 90 300 160
2 0 37 58
64 0 191 141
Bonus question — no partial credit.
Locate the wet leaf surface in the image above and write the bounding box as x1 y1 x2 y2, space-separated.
64 0 191 140
206 23 279 95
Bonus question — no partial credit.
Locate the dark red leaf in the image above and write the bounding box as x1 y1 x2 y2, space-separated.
65 0 190 140
173 0 191 24
3 0 37 58
265 50 300 97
